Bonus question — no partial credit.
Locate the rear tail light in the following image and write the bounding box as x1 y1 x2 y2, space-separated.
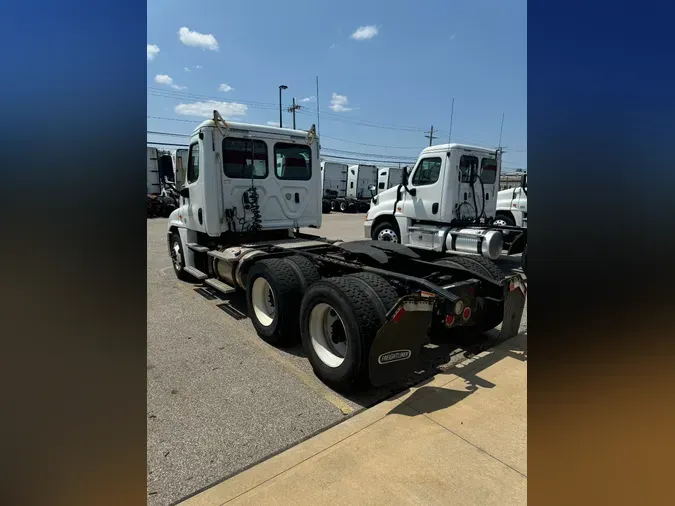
462 307 472 320
444 315 455 327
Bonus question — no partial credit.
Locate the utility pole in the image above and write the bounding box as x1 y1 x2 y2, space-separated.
424 125 436 146
287 98 302 129
498 112 505 149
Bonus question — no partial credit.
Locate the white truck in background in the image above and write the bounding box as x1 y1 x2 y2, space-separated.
320 161 348 213
365 143 528 273
495 175 527 227
165 112 526 390
147 147 184 217
377 167 404 194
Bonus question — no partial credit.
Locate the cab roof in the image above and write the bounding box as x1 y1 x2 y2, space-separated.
192 119 312 139
421 143 498 155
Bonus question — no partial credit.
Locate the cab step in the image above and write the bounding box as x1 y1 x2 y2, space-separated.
187 243 210 253
204 278 236 295
184 266 208 280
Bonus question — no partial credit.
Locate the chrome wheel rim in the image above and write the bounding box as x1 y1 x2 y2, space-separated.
309 303 347 368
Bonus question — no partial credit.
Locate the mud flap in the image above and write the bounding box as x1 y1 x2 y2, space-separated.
500 276 527 339
368 296 434 387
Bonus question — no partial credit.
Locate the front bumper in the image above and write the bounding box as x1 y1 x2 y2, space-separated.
364 219 373 239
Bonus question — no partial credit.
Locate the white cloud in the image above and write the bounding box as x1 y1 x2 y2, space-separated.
154 74 174 85
175 100 248 118
219 83 233 92
266 121 280 127
195 65 203 69
350 25 378 40
155 74 187 90
147 44 160 61
299 96 316 103
178 27 219 51
329 92 352 112
184 67 191 72
329 43 336 49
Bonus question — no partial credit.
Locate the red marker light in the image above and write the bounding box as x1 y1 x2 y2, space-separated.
392 307 406 323
462 307 472 320
444 315 455 327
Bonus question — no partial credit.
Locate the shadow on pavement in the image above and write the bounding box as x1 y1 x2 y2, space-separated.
388 332 527 417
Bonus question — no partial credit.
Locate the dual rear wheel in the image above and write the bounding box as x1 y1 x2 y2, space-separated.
245 259 398 391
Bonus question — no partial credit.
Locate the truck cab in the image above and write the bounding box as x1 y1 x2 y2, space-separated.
377 167 404 194
364 143 525 260
167 114 321 247
495 174 527 227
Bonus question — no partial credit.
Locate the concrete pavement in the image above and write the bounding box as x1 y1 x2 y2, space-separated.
179 332 527 506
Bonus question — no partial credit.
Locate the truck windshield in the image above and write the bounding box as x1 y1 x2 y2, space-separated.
223 138 268 179
480 157 498 184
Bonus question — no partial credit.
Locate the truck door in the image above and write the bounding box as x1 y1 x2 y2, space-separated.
183 139 206 233
401 156 444 221
457 154 480 220
478 154 499 217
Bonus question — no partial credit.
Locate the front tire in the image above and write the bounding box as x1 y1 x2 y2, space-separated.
299 273 398 391
170 232 192 281
493 214 515 227
371 220 401 244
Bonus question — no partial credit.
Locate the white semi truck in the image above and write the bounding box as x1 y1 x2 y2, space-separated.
365 143 528 274
495 175 527 227
166 113 526 391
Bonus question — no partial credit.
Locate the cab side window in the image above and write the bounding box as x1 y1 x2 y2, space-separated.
187 142 200 184
412 157 442 186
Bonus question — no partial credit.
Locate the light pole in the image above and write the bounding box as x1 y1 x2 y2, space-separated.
278 85 288 128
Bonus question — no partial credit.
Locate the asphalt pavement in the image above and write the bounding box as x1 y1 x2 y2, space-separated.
147 213 526 505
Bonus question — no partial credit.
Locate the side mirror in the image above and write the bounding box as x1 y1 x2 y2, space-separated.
401 167 409 186
180 187 190 198
521 174 527 195
368 184 376 192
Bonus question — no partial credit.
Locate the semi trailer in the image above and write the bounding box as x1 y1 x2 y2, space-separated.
147 147 180 218
166 113 526 391
365 144 528 275
377 167 404 194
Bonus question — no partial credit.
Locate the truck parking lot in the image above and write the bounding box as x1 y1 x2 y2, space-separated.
147 213 526 505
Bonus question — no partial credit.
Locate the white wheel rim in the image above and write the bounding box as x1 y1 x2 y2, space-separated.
172 241 182 271
309 303 347 368
493 219 507 226
252 277 276 327
377 228 398 242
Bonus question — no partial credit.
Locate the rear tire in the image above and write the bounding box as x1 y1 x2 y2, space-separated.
339 200 348 212
246 258 305 346
282 255 320 290
300 273 398 391
330 200 338 211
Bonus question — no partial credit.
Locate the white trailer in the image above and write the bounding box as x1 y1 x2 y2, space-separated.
165 113 526 390
320 161 348 198
377 167 404 193
346 164 378 199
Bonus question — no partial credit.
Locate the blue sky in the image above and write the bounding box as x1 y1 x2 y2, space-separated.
147 0 526 169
